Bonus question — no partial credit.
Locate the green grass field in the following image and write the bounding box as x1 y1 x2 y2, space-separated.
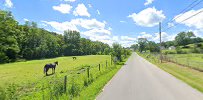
0 55 129 99
0 55 110 87
138 52 203 93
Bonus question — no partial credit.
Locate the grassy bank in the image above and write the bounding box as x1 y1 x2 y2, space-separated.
137 52 203 93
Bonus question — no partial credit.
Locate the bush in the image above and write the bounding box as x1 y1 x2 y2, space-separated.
176 47 188 54
182 45 190 48
163 50 177 55
0 52 9 63
191 47 202 53
196 43 202 47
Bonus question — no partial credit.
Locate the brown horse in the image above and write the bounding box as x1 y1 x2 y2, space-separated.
44 61 58 76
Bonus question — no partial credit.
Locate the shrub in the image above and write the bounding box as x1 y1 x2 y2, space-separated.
176 47 188 54
0 52 9 63
163 50 177 55
196 43 202 47
182 45 190 48
191 47 201 53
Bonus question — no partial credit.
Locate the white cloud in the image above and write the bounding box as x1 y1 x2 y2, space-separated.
144 0 154 6
23 18 29 22
153 32 175 42
188 29 203 38
167 22 174 27
71 18 105 29
42 18 107 33
128 7 165 27
81 30 112 45
137 32 175 43
121 36 137 41
114 36 137 47
42 18 137 47
63 0 76 2
112 36 119 41
73 4 90 17
97 10 100 15
82 28 111 36
5 0 13 8
88 4 92 8
108 27 112 31
174 8 203 29
138 32 153 39
53 4 72 14
120 21 126 23
42 21 79 34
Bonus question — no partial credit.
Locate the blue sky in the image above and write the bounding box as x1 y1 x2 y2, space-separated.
0 0 203 47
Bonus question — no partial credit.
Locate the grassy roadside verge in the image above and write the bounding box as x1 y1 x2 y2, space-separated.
73 56 130 99
137 52 203 93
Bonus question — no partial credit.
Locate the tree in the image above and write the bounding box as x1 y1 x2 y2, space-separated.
130 44 138 51
175 31 196 46
63 30 81 56
147 41 159 52
138 38 147 52
0 9 130 64
112 43 123 62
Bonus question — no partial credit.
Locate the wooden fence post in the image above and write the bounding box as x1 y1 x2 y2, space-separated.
99 64 101 71
187 58 189 67
64 76 67 93
87 67 90 78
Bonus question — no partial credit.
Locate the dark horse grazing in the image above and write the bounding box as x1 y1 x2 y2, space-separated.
72 57 77 60
44 61 58 76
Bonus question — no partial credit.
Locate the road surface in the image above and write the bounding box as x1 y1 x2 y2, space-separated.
97 52 203 100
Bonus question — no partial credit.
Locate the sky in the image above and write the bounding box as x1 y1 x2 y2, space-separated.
0 0 203 47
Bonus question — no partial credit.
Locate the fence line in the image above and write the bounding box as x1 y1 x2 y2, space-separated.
16 56 120 99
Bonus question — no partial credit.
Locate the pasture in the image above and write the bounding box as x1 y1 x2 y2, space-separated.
0 55 118 99
163 54 203 71
0 55 110 86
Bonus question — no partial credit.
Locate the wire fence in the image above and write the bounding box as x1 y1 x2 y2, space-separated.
161 54 203 71
145 53 203 72
5 55 124 99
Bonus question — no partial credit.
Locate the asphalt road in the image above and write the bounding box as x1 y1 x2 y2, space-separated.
96 52 203 100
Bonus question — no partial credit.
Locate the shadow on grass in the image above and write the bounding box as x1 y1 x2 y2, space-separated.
117 62 126 66
44 73 55 77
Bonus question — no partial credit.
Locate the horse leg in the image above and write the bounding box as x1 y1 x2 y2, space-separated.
45 69 48 76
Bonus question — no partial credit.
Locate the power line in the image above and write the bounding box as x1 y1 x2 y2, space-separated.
163 9 203 32
162 0 203 30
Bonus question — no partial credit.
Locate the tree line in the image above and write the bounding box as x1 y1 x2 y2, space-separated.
0 10 131 63
131 31 203 53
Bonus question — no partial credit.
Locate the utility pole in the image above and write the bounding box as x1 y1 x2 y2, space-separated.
159 22 162 63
